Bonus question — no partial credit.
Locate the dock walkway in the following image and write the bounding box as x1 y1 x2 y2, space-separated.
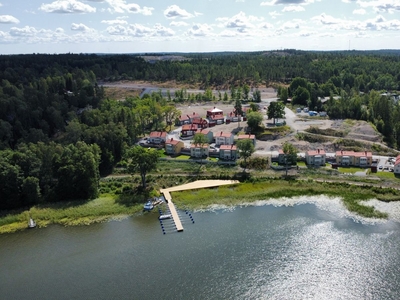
160 180 239 232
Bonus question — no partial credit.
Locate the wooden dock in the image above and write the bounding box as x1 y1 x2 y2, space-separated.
160 180 239 232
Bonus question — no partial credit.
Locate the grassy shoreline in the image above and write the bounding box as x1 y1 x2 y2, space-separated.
1 177 400 234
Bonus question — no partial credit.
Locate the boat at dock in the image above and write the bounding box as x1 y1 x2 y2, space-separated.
28 218 36 228
143 201 154 211
158 214 172 220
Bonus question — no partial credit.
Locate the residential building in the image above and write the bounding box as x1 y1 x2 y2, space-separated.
219 145 238 161
305 149 326 166
237 134 256 146
190 143 209 158
149 131 167 144
335 150 372 167
394 155 400 175
192 117 208 129
195 128 214 143
165 138 184 155
215 131 234 146
181 124 198 138
207 107 225 125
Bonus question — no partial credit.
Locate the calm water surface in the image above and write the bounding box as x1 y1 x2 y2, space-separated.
1 202 400 300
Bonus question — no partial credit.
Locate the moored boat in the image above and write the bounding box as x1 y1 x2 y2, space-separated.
158 214 172 220
143 201 154 211
28 218 36 228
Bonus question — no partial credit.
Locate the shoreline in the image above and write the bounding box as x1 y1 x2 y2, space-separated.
1 179 400 234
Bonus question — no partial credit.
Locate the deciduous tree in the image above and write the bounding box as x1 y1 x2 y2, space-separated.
236 138 255 172
267 101 285 125
125 146 160 189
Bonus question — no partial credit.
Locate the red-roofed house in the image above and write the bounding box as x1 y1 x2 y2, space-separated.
181 124 198 138
195 128 214 143
394 155 400 175
237 134 256 146
192 117 208 129
165 138 184 155
305 149 326 166
149 131 167 144
190 143 209 158
207 107 225 124
220 145 238 161
176 112 202 126
335 150 372 167
215 131 234 146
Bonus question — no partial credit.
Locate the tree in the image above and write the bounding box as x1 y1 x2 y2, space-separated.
282 142 298 176
234 99 243 128
54 142 101 201
279 87 288 102
252 89 261 102
125 146 160 189
292 86 310 106
236 139 255 172
163 105 180 131
267 101 285 125
246 111 263 133
243 84 250 101
193 133 209 165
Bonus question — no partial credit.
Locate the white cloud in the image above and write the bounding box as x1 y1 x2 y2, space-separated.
106 0 153 15
0 3 3 7
186 23 213 36
101 19 128 25
281 20 301 29
164 5 194 19
153 24 175 37
170 21 189 27
10 26 37 37
225 11 255 29
0 15 20 24
269 11 282 18
260 22 274 29
357 0 400 14
261 0 318 6
71 23 93 32
128 23 153 37
106 23 175 37
194 11 203 17
39 0 96 13
312 13 341 25
353 9 366 15
282 5 305 12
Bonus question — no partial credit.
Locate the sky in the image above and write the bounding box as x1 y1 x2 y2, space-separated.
0 0 400 54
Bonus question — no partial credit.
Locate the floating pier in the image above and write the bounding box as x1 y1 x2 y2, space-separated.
160 180 239 232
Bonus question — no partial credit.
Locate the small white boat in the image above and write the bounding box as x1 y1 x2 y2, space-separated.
28 218 36 228
158 214 172 220
143 201 154 211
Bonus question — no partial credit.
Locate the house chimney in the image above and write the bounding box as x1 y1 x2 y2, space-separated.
193 112 195 115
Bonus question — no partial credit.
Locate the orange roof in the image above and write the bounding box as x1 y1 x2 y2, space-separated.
307 149 326 156
179 115 190 121
220 145 237 150
165 138 181 145
238 134 255 139
336 150 372 157
149 131 167 138
216 131 232 138
196 128 211 135
182 124 198 131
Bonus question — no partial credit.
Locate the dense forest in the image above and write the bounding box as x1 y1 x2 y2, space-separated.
1 50 400 210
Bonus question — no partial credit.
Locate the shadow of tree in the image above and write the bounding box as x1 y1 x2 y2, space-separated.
115 185 151 207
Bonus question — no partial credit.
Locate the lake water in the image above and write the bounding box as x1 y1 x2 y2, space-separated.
1 196 400 300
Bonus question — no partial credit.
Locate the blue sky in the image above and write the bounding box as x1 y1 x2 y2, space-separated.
0 0 400 54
